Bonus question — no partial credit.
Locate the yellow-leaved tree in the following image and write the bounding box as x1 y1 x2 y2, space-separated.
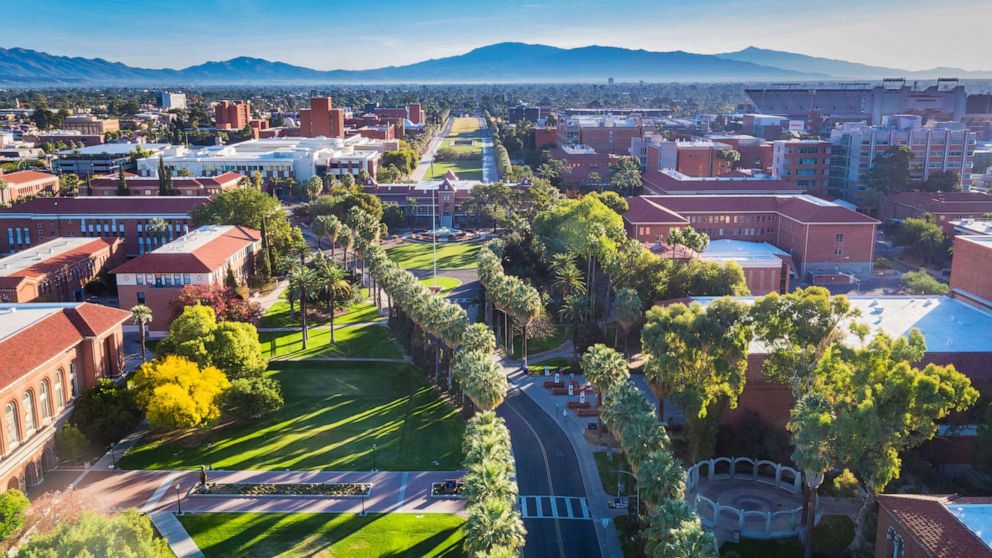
132 355 230 430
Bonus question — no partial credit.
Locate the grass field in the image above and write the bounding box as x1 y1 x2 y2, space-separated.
427 117 484 180
259 325 403 360
119 361 464 471
594 451 631 498
180 512 466 558
426 160 484 181
419 276 462 295
387 242 480 270
512 325 566 358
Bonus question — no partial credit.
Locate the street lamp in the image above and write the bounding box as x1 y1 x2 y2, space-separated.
360 491 367 516
174 482 182 515
372 443 377 472
617 469 640 516
110 442 117 471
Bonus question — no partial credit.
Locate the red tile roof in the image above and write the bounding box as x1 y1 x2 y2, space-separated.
89 172 242 190
0 170 58 185
0 237 118 279
623 197 689 225
878 494 992 558
0 196 209 215
625 195 878 225
645 170 801 194
0 303 130 384
111 225 260 274
885 191 992 214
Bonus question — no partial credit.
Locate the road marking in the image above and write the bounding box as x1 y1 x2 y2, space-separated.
398 471 409 508
519 495 592 521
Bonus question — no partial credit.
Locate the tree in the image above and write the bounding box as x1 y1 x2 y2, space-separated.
55 423 88 465
17 509 172 558
115 166 129 196
893 215 948 266
0 488 29 542
172 284 262 324
465 182 513 231
221 377 284 420
587 190 629 215
609 156 643 195
901 270 949 294
69 379 142 446
305 176 323 200
643 499 718 558
798 331 978 552
463 497 527 556
552 260 586 299
312 214 342 253
667 226 709 253
0 178 7 205
288 265 318 349
641 299 752 461
130 304 153 363
132 355 230 430
208 321 268 379
921 170 960 192
867 146 912 196
382 149 418 177
224 264 238 290
615 288 643 356
157 157 174 196
191 188 291 258
463 459 517 506
509 283 542 369
311 256 352 344
787 394 834 558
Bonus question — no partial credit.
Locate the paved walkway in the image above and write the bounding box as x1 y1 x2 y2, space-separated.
410 117 451 182
149 511 205 558
256 321 383 333
267 355 412 363
479 115 498 183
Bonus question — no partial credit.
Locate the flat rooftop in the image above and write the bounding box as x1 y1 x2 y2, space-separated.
0 237 108 277
0 303 68 343
58 142 169 156
699 240 789 268
694 295 992 353
151 225 239 255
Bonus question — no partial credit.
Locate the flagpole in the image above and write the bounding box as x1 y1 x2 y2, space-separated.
432 186 437 285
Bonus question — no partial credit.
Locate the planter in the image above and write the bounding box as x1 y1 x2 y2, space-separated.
194 482 372 498
431 480 464 499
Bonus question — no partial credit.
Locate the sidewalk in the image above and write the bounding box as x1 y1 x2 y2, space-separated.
499 354 624 558
149 511 205 558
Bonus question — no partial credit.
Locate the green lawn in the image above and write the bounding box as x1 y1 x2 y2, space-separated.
259 325 402 360
419 276 461 295
180 512 466 558
258 289 380 329
387 242 481 270
527 356 572 373
428 117 484 180
594 451 631 498
719 516 854 558
426 159 483 181
119 361 464 471
512 325 567 358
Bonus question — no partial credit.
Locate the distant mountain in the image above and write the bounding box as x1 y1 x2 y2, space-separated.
717 46 992 80
0 43 988 86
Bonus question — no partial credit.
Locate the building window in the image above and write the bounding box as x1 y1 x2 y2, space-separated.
69 363 78 398
835 234 844 242
5 403 19 447
22 392 35 437
54 372 65 409
39 381 51 420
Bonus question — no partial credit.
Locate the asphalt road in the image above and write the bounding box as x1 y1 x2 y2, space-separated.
499 388 602 558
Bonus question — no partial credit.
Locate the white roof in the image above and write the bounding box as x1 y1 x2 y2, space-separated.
699 240 788 269
0 237 101 277
694 295 992 353
0 303 73 343
58 142 170 156
151 225 238 255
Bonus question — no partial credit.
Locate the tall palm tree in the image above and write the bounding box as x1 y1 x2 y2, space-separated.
312 256 353 345
129 304 153 363
553 263 586 299
457 355 508 411
288 265 317 349
463 497 526 556
0 178 8 205
643 500 719 558
615 288 643 357
511 284 542 369
558 293 588 343
635 449 685 506
463 460 518 506
311 214 338 251
339 229 353 270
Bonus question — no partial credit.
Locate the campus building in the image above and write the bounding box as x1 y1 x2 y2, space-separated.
647 140 735 178
89 171 242 197
299 97 345 138
53 143 170 177
363 172 496 229
157 91 187 110
880 191 992 234
61 115 120 136
550 144 614 186
770 139 831 197
0 171 59 204
950 235 992 310
214 100 251 130
875 494 992 558
112 225 261 332
624 194 877 279
557 115 650 155
0 196 207 256
829 117 975 200
138 136 396 182
0 302 130 491
0 237 123 303
643 169 802 195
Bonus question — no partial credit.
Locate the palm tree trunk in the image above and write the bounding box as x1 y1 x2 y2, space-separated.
803 476 822 558
521 323 529 369
330 241 336 262
300 293 309 349
329 293 336 345
139 324 147 363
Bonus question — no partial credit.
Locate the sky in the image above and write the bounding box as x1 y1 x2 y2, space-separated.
5 0 992 71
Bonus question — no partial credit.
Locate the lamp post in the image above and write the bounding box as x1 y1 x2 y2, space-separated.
174 482 182 515
617 470 639 516
110 442 117 471
360 491 367 516
372 443 377 472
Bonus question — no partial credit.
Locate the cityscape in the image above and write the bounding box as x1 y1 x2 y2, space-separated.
2 1 992 557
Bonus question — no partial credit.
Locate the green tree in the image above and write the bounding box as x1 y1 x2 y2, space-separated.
17 510 172 558
609 156 643 195
129 304 153 363
643 499 718 558
894 215 948 266
207 321 268 379
156 157 174 196
221 377 284 420
0 488 29 542
55 423 88 465
867 145 912 196
586 190 629 215
311 255 353 344
641 299 752 460
70 379 142 446
921 170 961 192
667 226 710 253
305 176 323 200
288 265 318 349
901 270 949 294
115 166 129 196
191 188 291 254
463 497 527 556
615 288 643 356
224 264 238 290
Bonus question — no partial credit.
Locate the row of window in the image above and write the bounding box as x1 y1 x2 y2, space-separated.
3 367 76 455
135 273 192 287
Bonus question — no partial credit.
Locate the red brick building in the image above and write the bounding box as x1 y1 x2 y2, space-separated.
881 191 992 234
0 302 130 491
299 97 345 138
557 115 647 156
0 197 209 257
551 145 614 186
643 168 803 196
875 494 992 558
0 171 60 205
214 100 251 130
89 172 242 197
0 237 123 303
950 235 992 309
624 194 877 278
770 139 831 196
112 225 260 332
704 134 768 171
534 127 558 150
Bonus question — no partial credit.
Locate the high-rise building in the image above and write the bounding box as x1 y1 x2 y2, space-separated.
157 91 187 110
771 139 831 197
299 97 344 138
214 101 251 130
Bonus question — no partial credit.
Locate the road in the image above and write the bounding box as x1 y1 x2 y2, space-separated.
477 113 499 183
410 116 452 182
499 388 602 558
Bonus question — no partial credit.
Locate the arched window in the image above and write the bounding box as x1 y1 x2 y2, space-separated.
22 392 35 437
54 372 65 409
39 381 51 421
69 362 78 398
5 403 20 447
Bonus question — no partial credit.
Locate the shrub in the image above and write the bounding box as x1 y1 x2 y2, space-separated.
221 377 284 420
831 468 861 499
17 509 171 557
0 488 29 541
55 424 88 465
70 379 142 446
901 270 949 295
132 355 230 430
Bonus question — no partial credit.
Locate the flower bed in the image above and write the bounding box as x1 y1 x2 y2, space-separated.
196 482 371 497
432 480 464 498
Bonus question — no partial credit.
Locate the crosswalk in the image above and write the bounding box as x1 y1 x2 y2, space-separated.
519 495 591 520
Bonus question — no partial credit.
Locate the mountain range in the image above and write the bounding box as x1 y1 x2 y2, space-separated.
0 42 989 86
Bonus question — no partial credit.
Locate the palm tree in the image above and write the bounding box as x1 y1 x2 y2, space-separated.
635 449 685 506
643 500 718 558
0 178 7 205
558 293 588 343
552 263 586 299
288 265 317 349
339 229 353 270
511 284 542 369
311 214 334 251
463 497 526 556
615 288 643 357
457 355 508 411
129 304 153 363
463 459 518 506
312 256 353 345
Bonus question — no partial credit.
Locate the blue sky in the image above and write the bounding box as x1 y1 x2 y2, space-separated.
6 0 990 71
